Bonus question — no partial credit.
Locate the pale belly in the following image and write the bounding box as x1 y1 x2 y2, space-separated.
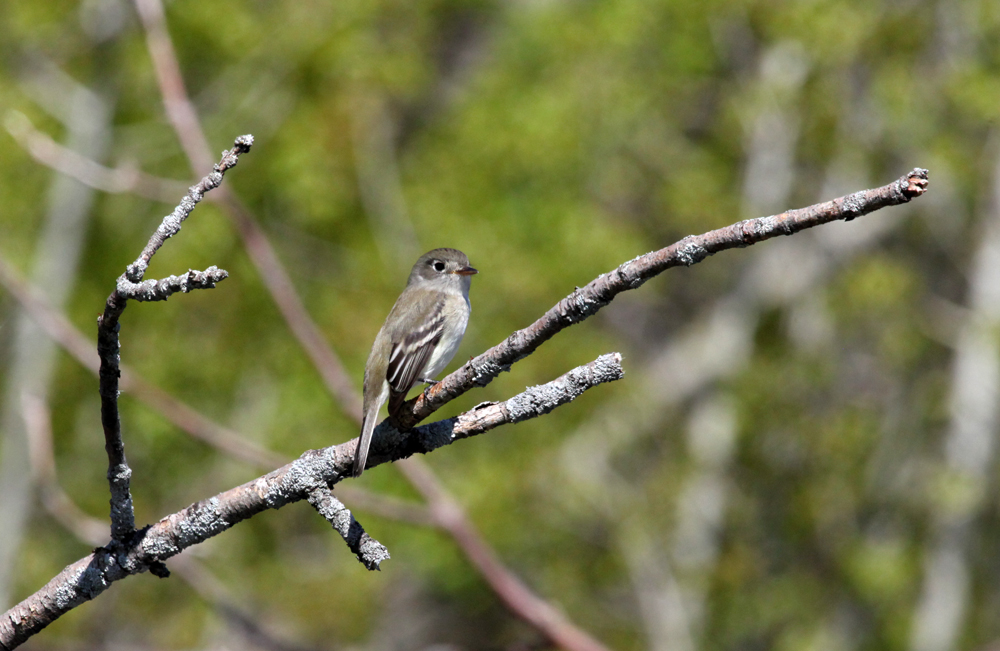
422 303 470 380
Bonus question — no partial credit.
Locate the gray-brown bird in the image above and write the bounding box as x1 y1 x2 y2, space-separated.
354 248 477 477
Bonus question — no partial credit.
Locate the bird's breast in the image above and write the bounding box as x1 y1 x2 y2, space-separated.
423 300 470 380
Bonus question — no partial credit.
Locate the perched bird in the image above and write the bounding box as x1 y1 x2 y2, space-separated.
353 248 477 477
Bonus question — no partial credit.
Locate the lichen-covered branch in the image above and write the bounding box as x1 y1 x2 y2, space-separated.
96 292 135 542
7 80 602 648
117 266 228 302
22 391 346 651
96 136 251 543
368 353 626 466
396 168 930 430
307 489 390 571
0 353 623 649
123 135 251 284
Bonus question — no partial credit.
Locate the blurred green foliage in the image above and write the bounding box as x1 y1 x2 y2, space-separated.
1 0 998 649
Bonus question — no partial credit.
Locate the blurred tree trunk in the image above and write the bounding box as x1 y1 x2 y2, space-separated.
0 69 110 607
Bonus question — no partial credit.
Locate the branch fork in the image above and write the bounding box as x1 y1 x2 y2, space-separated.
96 137 252 548
117 266 229 302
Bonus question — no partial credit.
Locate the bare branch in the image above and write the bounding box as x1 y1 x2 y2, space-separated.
21 393 108 547
307 489 390 571
0 353 623 648
396 168 931 430
96 135 251 542
117 266 228 302
220 195 365 420
398 458 612 651
132 0 215 173
123 135 252 284
22 392 326 651
96 292 136 541
0 255 284 468
3 110 189 203
364 353 625 466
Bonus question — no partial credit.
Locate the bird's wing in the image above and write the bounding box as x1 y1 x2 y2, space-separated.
384 293 445 416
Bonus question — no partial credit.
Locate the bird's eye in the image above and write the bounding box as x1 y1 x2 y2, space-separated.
433 261 446 272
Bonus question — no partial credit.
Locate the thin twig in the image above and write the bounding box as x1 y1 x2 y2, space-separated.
0 353 624 649
4 110 189 203
121 135 252 285
306 489 390 571
96 135 251 542
132 0 214 173
220 194 364 420
398 458 612 651
396 168 931 429
21 393 108 547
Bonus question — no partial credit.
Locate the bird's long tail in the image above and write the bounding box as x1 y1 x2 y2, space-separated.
353 407 378 477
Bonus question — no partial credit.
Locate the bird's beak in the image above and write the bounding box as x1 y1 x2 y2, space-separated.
455 266 478 276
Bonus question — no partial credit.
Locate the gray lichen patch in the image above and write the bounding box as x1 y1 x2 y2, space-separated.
676 237 709 266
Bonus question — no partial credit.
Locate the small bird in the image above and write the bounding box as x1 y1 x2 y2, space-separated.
353 248 477 477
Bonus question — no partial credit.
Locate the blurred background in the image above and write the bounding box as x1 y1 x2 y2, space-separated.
0 0 996 649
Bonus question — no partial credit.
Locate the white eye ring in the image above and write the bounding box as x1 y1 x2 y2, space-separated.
433 261 446 272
